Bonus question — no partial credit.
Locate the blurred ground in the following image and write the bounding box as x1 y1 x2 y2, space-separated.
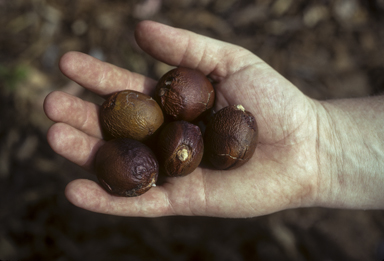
1 0 384 260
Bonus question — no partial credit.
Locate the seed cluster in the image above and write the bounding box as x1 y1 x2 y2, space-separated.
95 67 258 197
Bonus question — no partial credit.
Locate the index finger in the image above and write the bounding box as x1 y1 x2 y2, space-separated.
59 51 157 97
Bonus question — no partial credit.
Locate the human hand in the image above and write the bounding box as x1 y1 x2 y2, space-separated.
43 21 327 218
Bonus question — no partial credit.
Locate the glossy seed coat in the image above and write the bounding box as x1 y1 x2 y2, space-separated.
100 90 164 141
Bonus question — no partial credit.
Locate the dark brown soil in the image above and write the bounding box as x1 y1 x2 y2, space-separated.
1 0 384 260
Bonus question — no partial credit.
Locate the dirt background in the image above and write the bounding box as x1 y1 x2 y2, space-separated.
1 0 384 260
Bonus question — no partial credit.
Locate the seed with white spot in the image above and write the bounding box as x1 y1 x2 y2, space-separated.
177 148 189 161
236 105 245 111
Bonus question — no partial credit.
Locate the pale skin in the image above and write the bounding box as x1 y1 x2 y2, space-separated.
43 21 384 218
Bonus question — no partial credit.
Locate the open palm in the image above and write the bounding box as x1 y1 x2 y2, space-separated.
44 21 322 218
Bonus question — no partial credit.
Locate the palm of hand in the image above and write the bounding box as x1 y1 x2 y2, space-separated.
181 62 320 218
44 21 320 218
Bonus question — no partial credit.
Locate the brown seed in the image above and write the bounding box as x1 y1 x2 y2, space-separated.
100 90 164 141
154 67 215 122
157 121 204 177
95 138 159 197
204 105 258 170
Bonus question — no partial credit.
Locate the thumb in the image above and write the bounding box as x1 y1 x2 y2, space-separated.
134 20 263 81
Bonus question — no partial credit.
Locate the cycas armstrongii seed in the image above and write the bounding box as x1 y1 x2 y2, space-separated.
100 90 164 141
95 138 158 197
204 105 258 170
157 121 204 177
154 67 215 122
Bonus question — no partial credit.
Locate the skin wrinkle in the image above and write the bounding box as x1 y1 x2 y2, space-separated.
208 63 225 83
84 138 104 172
220 63 261 108
210 46 254 81
350 112 371 178
230 57 259 78
315 96 384 209
178 34 193 67
260 99 318 208
201 170 209 215
273 103 313 146
82 134 93 169
254 101 271 141
294 99 324 207
251 83 281 136
298 181 315 208
188 178 203 216
77 132 93 168
223 48 254 75
124 71 137 94
60 92 101 138
195 40 209 71
188 195 197 216
164 184 176 215
206 53 257 109
329 113 345 196
280 92 290 140
206 44 223 75
227 73 243 103
91 105 102 137
280 94 309 145
344 109 381 178
136 194 146 216
80 99 92 133
242 193 258 215
276 107 289 145
272 125 304 146
96 61 107 91
185 191 197 216
365 137 383 173
315 109 322 207
279 164 303 185
53 123 100 171
159 191 173 216
208 47 233 82
318 103 343 205
258 144 284 165
328 105 381 207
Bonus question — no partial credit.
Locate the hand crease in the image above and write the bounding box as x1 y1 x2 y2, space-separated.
164 188 176 215
179 35 193 66
97 64 107 89
80 102 91 131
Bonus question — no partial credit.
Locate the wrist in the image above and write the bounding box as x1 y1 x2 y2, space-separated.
314 97 384 209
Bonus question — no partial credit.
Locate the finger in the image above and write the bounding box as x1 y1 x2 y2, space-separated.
59 51 157 97
65 167 212 217
134 20 262 81
47 123 104 170
44 91 102 138
65 179 174 217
